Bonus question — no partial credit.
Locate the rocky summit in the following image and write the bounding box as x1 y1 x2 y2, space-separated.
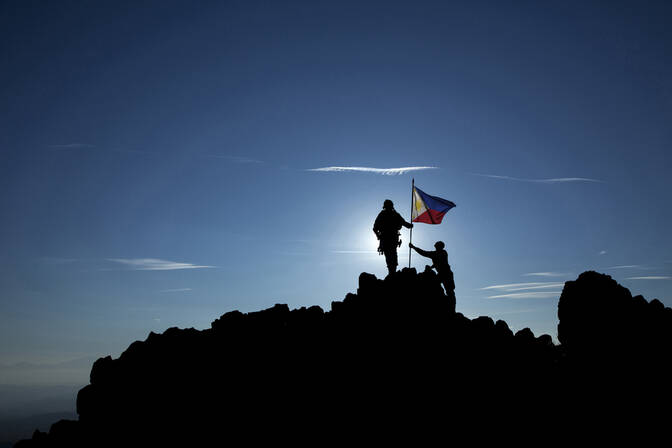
15 268 672 446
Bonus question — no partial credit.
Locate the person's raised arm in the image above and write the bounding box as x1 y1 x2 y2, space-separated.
409 243 431 258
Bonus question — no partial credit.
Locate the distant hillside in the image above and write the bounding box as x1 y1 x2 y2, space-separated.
0 412 75 448
15 268 672 446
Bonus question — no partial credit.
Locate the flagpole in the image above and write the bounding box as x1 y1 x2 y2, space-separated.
409 178 414 268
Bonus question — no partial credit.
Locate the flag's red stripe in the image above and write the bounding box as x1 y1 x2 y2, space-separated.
412 209 446 224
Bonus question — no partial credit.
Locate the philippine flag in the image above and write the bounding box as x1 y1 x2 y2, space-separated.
412 186 456 224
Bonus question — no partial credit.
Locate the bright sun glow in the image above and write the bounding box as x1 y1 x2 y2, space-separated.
350 225 379 254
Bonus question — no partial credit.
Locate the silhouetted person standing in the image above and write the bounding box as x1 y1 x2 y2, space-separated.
373 199 413 276
409 241 456 310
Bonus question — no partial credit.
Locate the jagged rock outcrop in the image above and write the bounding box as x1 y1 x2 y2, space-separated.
15 268 672 446
559 271 672 368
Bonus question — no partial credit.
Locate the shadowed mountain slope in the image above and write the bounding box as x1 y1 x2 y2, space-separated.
15 268 672 446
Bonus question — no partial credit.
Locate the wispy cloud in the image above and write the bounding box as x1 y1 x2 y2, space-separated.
522 272 569 277
0 356 97 370
159 288 193 293
107 258 215 270
482 281 565 299
625 276 671 280
331 250 378 254
308 166 438 175
606 265 645 270
110 147 156 155
599 250 608 255
208 155 264 164
491 308 542 315
481 282 565 292
49 143 96 149
472 173 603 183
487 291 562 299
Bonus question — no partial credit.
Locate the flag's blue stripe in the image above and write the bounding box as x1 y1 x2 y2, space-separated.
416 187 456 213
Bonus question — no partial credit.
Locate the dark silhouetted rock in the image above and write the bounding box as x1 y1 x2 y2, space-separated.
15 269 672 446
558 271 672 378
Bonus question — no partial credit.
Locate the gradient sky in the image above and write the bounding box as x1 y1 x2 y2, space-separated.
1 0 671 385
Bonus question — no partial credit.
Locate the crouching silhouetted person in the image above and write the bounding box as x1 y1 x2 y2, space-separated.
409 241 456 310
373 199 413 276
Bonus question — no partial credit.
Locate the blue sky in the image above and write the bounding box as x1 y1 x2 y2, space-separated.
1 0 671 386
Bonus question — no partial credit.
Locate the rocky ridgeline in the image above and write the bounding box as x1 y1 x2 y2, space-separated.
16 269 672 446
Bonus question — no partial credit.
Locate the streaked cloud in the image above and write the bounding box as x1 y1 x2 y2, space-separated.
599 250 608 255
159 288 193 293
488 291 562 299
110 147 155 155
472 173 603 183
481 281 565 299
606 265 645 269
0 356 96 370
208 155 264 164
107 258 215 270
331 250 378 254
308 166 438 175
522 272 569 277
625 276 671 280
481 282 565 292
491 308 541 315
